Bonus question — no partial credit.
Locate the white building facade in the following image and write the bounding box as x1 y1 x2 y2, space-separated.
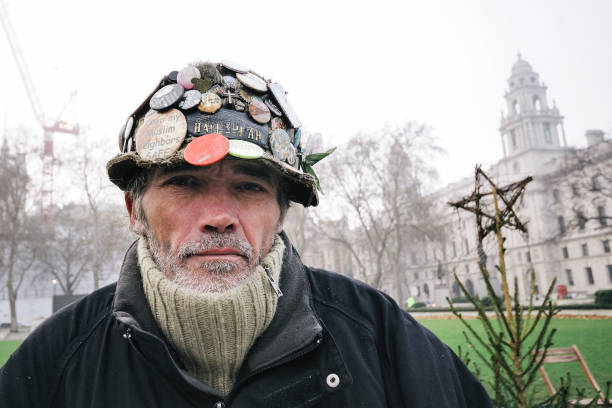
409 56 612 305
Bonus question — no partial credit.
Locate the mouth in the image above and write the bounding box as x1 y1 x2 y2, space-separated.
187 247 248 263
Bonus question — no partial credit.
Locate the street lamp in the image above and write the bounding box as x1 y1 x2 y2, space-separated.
52 279 57 296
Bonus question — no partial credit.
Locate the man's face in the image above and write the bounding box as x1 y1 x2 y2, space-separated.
127 159 282 292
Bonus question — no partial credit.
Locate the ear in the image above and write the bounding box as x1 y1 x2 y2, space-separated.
125 192 136 225
125 192 146 235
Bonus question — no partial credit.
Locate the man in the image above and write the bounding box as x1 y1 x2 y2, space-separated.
0 61 492 407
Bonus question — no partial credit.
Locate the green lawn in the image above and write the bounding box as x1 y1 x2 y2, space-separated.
0 340 21 366
420 318 612 402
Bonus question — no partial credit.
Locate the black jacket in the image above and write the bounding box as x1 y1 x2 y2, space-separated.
0 235 492 407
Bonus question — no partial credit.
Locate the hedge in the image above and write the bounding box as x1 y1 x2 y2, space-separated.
595 290 612 305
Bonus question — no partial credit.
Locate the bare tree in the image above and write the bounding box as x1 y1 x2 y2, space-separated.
76 138 131 289
0 136 40 332
549 135 612 234
39 203 94 295
320 122 445 300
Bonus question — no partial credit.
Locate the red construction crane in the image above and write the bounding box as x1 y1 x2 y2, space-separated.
0 0 79 220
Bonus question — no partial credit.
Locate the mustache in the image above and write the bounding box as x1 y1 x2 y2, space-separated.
176 233 254 263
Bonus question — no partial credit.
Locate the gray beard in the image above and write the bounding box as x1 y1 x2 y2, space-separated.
146 231 261 293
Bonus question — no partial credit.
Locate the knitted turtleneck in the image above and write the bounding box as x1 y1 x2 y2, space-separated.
138 235 284 396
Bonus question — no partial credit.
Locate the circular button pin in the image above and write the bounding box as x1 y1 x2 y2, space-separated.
223 75 237 89
221 60 249 74
198 92 222 114
236 72 267 93
228 139 264 159
264 98 282 116
326 373 340 388
248 98 271 124
149 84 184 110
269 129 293 161
177 66 201 90
178 89 202 111
168 70 179 83
184 133 230 166
135 109 187 161
270 117 285 130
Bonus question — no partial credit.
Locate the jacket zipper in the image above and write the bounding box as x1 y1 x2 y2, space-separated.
263 265 283 297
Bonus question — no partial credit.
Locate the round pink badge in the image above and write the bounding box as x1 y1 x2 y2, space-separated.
184 134 230 166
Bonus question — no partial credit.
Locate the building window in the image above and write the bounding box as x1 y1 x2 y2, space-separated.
466 279 475 295
577 211 586 230
604 240 611 254
464 238 469 254
534 96 542 111
558 216 566 234
597 206 607 227
411 252 417 264
414 272 419 280
608 265 612 283
582 243 589 257
511 129 517 148
518 252 523 262
591 176 601 191
552 189 560 202
571 183 579 196
565 269 574 286
465 265 469 274
544 122 551 143
452 241 456 257
562 247 569 259
526 251 532 263
452 281 460 296
585 267 594 285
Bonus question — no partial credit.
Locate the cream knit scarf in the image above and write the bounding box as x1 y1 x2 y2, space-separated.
138 235 284 396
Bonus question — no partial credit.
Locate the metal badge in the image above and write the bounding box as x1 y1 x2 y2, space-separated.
118 122 126 151
177 66 201 90
238 89 253 103
248 97 271 124
293 128 301 148
270 117 286 130
268 83 301 128
221 60 249 74
184 133 230 166
223 75 237 89
208 84 223 94
168 71 179 83
236 72 267 93
198 92 222 114
286 146 298 167
135 109 187 161
120 116 135 152
192 78 212 93
269 128 293 161
234 99 246 112
228 139 264 159
264 97 282 116
178 89 202 110
149 84 184 110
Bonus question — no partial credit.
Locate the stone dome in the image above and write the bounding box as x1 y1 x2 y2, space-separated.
511 54 533 75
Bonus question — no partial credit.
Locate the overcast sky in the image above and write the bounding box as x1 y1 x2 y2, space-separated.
1 0 610 188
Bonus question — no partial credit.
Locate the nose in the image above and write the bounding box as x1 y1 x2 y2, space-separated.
197 189 238 234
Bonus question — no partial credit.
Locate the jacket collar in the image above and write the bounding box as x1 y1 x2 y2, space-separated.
112 233 323 376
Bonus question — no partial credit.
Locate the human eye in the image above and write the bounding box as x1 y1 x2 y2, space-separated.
163 175 197 187
236 181 267 194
